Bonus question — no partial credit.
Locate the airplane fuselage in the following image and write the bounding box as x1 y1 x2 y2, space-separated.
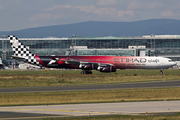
35 56 176 70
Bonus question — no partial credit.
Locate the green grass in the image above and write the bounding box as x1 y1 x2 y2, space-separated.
0 69 179 75
0 69 180 88
0 88 180 106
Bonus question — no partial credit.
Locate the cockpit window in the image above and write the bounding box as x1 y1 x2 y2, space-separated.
169 60 172 62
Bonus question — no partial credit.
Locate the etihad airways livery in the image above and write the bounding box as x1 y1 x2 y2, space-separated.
9 35 176 74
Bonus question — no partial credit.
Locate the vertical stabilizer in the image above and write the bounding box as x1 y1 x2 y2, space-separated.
8 35 40 65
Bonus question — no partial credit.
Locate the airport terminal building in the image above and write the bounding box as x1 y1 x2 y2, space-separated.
1 34 180 66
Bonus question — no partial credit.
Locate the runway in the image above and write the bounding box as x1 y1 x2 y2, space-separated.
1 80 180 119
0 80 180 93
0 101 180 119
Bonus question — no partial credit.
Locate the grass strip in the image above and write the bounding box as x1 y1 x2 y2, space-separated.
0 87 180 106
0 69 180 88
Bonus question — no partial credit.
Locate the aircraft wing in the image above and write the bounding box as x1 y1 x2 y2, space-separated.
51 56 114 66
63 60 114 66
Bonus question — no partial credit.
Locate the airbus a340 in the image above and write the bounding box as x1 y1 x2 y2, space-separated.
9 35 176 74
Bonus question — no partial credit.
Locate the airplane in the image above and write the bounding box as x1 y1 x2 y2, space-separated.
8 35 177 74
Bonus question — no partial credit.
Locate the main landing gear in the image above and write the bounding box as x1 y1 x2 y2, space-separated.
160 69 163 74
81 70 92 74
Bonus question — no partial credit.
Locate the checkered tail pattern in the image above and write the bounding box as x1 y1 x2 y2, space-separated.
8 35 40 65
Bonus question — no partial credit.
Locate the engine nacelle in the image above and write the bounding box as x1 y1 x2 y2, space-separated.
79 63 94 70
97 65 116 72
97 66 111 72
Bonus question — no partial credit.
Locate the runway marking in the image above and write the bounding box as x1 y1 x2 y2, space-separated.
1 102 180 113
129 110 180 114
1 102 180 116
64 103 180 110
0 108 119 115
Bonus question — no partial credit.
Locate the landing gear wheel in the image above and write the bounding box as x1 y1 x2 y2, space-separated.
160 69 163 74
81 70 92 74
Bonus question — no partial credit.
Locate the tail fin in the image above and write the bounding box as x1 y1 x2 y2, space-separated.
8 35 40 65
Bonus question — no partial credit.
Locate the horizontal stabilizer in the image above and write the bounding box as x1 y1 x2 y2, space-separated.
7 55 26 61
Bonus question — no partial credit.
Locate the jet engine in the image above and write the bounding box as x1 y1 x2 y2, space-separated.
79 63 94 70
97 66 110 72
97 65 116 72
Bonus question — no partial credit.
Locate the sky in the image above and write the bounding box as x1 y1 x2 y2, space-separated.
0 0 180 31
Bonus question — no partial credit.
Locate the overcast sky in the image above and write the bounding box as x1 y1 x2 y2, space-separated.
0 0 180 31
